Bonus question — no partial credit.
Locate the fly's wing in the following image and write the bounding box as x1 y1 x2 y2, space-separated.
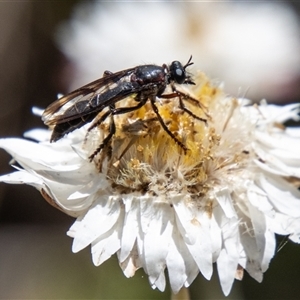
49 80 143 141
42 67 138 126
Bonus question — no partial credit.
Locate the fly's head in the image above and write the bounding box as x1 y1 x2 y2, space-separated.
168 56 195 86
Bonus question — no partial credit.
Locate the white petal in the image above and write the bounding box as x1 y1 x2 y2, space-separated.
67 175 108 199
214 204 239 296
247 183 275 217
248 201 276 272
0 138 80 171
241 234 263 283
248 202 266 263
119 196 139 262
286 127 300 137
254 155 300 178
141 199 173 286
40 179 94 211
151 269 166 292
24 128 50 142
119 244 142 278
255 129 300 157
31 106 44 117
236 210 263 283
91 211 123 266
0 170 43 189
237 244 247 270
253 136 300 177
258 103 300 124
261 226 276 272
210 212 222 262
215 188 238 219
267 212 300 243
185 208 213 280
217 249 236 296
172 195 199 244
289 230 300 244
70 196 121 252
135 219 145 270
258 174 300 218
166 228 187 294
182 251 200 289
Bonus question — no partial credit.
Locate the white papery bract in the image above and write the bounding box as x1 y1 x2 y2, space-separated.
0 74 299 295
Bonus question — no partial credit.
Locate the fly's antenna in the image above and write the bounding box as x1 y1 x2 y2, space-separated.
184 55 195 85
184 55 194 70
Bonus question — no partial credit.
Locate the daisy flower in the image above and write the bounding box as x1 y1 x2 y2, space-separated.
0 73 300 296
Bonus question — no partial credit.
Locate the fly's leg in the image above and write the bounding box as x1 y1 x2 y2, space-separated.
89 108 116 161
150 97 188 153
178 96 207 124
87 110 111 133
159 87 210 122
174 88 211 120
88 96 147 133
88 99 147 161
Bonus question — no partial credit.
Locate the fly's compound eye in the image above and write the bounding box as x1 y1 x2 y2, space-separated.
169 61 186 84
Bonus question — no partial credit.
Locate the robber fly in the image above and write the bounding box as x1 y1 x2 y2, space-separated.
42 56 207 160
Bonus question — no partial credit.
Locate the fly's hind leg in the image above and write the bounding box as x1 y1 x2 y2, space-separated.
88 99 148 161
88 106 116 161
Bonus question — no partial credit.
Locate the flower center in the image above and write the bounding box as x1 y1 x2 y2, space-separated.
88 74 253 201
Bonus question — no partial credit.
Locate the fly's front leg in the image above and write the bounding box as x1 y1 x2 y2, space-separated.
173 88 211 120
159 88 209 123
150 97 188 153
178 97 207 125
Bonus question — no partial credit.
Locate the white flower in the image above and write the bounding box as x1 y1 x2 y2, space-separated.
0 73 300 296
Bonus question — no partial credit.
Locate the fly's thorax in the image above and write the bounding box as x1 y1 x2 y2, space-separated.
132 65 166 84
